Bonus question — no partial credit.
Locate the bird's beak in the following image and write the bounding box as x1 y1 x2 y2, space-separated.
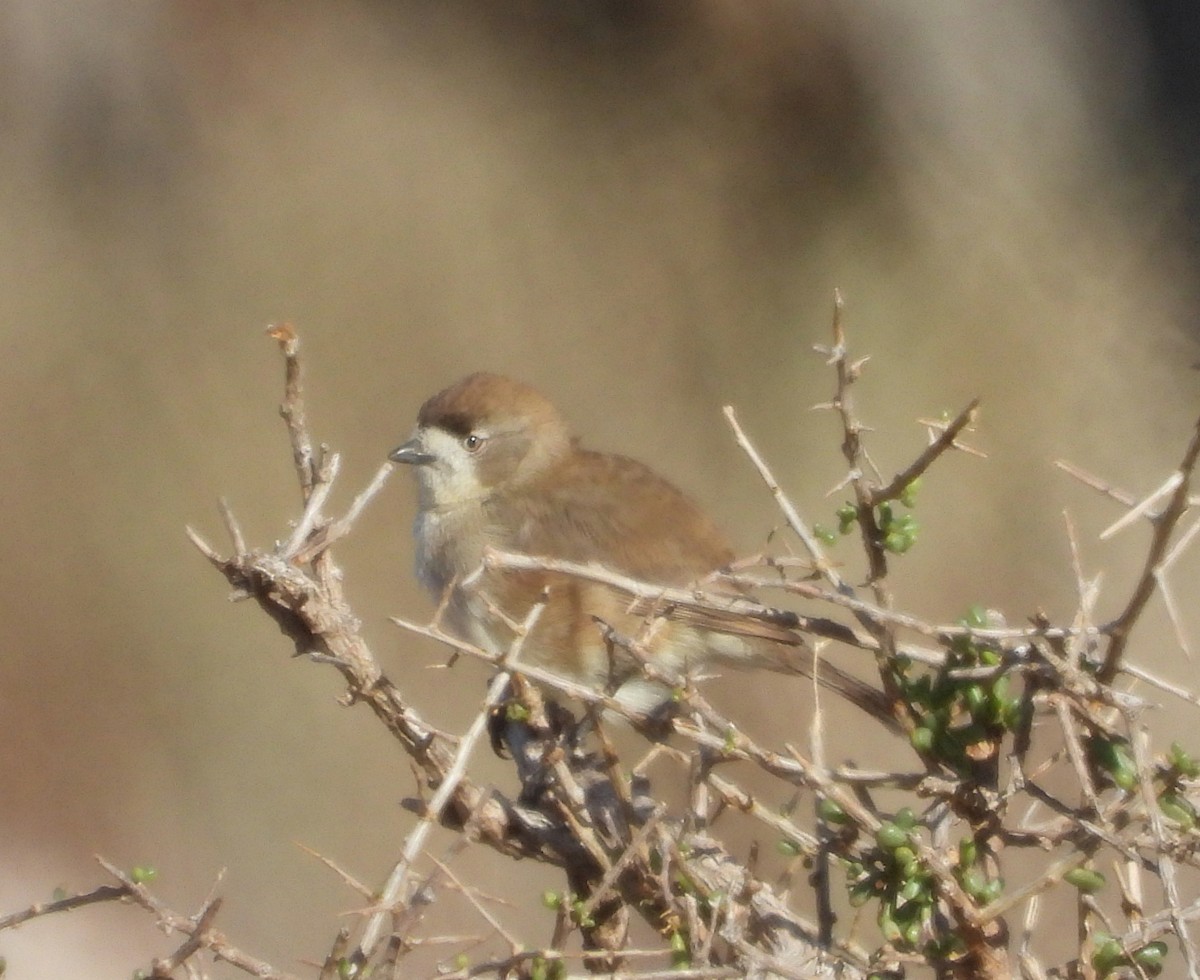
389 437 435 466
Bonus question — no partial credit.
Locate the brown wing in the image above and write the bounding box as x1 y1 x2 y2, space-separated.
481 448 893 724
491 448 735 585
489 448 809 644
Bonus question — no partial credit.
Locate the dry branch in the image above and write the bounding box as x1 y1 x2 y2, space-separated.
11 312 1200 980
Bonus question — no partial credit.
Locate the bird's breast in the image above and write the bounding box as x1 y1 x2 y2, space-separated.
412 506 489 597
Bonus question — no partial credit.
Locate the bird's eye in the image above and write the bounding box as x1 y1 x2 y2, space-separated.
463 433 483 452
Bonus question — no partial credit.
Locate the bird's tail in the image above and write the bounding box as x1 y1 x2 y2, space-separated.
704 631 898 730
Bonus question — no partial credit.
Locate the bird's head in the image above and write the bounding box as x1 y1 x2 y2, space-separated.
389 372 571 511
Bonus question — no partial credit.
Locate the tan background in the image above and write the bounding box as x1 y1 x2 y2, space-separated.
2 1 1199 975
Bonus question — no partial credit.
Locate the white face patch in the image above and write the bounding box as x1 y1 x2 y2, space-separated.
412 425 489 511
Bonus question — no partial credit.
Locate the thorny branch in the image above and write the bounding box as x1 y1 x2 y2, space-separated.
11 312 1200 979
1098 416 1200 682
185 326 880 977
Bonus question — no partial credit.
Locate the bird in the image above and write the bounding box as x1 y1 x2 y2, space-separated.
389 372 891 725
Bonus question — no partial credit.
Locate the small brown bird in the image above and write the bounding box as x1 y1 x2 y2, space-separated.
390 372 889 722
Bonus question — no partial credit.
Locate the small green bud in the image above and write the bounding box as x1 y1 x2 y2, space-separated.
999 697 1024 731
1159 793 1197 830
836 503 858 529
875 822 908 850
878 906 903 944
571 898 595 928
899 478 922 508
1170 741 1200 777
1112 761 1139 793
1134 940 1168 969
892 846 917 872
961 605 988 629
669 930 690 968
959 867 988 900
1090 934 1124 975
963 684 987 717
910 726 935 753
848 880 876 907
817 797 849 825
1064 868 1106 894
903 918 923 947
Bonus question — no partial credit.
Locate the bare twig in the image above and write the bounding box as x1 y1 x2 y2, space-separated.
1055 459 1140 509
354 597 545 962
870 396 981 507
722 404 847 594
1100 472 1183 541
267 321 317 498
1100 415 1200 681
292 460 395 564
0 881 130 931
96 857 298 980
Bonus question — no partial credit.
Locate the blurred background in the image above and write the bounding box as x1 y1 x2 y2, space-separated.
2 1 1199 975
